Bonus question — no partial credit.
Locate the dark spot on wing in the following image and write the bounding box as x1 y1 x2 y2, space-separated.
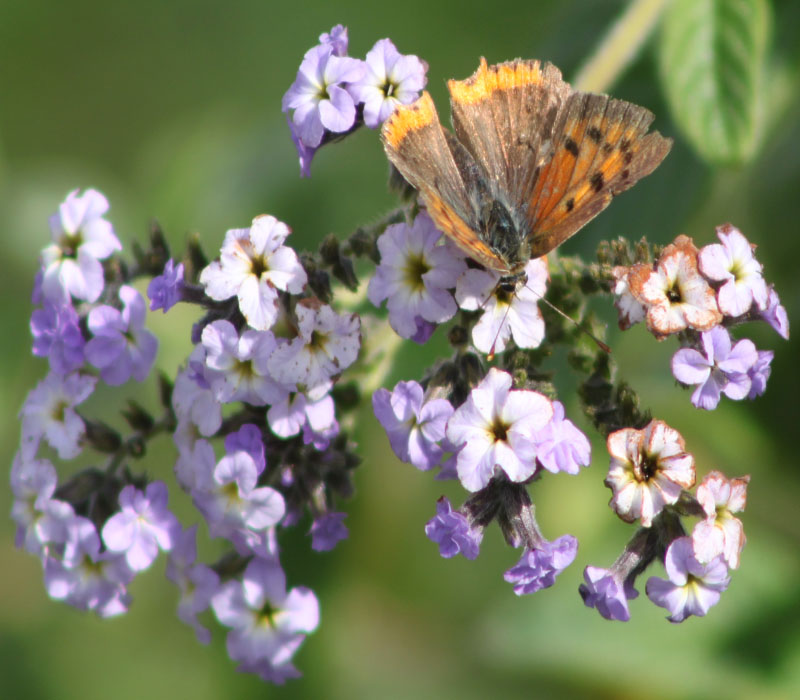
590 172 604 192
564 138 579 157
587 126 602 143
623 151 634 164
565 198 575 212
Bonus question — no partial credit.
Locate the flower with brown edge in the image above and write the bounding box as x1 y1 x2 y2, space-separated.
611 265 645 330
627 235 721 339
604 420 696 527
691 471 749 569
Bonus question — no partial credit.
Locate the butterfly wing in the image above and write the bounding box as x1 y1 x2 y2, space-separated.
524 91 673 258
381 91 510 272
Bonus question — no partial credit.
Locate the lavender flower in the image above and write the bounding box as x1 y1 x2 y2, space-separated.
101 481 180 572
84 285 158 385
211 557 319 684
504 535 578 595
367 212 466 340
350 38 427 128
532 401 591 475
761 287 789 339
455 258 547 355
372 380 453 470
446 368 553 492
200 216 307 331
147 258 184 313
579 566 633 622
40 188 122 303
747 350 773 399
692 471 749 569
646 537 730 623
282 43 366 148
310 512 349 551
698 224 768 317
424 497 482 560
671 326 758 410
30 300 85 374
319 24 348 56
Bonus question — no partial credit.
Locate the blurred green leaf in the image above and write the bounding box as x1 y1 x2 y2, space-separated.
659 0 770 165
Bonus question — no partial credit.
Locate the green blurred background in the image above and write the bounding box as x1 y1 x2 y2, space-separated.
1 1 799 698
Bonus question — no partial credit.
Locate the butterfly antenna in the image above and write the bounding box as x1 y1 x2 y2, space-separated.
522 278 612 355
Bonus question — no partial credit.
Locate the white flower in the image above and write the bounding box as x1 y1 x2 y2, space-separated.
200 215 307 330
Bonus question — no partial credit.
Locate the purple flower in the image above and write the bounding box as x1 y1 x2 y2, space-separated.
224 424 266 475
671 326 758 409
372 380 453 470
45 515 134 617
268 392 338 447
30 300 85 374
747 349 773 399
367 212 466 340
532 401 591 475
455 258 548 355
282 44 366 148
504 535 578 595
211 557 319 684
101 481 181 571
350 38 427 128
166 525 221 644
698 224 768 317
199 215 307 331
172 347 223 436
579 566 633 621
10 452 75 556
147 258 184 313
201 320 289 406
85 285 158 385
646 537 730 623
20 370 97 459
319 24 348 56
761 287 789 339
424 497 482 560
446 368 553 492
287 116 318 178
310 512 349 551
40 188 122 303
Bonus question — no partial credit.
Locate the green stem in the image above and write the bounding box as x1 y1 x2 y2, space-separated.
572 0 670 93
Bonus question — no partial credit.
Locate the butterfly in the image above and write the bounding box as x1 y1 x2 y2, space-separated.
381 58 672 283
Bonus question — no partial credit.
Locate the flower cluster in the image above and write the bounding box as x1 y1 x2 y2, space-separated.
12 24 790 687
283 25 427 175
14 187 364 684
579 419 748 622
613 225 788 410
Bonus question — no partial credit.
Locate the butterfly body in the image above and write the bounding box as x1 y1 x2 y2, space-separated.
381 58 672 279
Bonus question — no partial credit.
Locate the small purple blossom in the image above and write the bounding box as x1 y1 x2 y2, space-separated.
166 525 221 644
646 537 730 623
172 347 223 436
698 224 767 317
287 116 318 178
372 380 453 470
671 326 758 410
20 370 97 459
350 38 427 128
747 349 773 399
368 212 466 340
84 285 158 385
504 535 578 595
30 300 85 374
424 497 482 560
211 557 319 684
101 481 180 572
147 258 184 313
282 43 366 148
579 566 634 621
455 258 547 355
310 512 349 551
319 24 348 56
532 401 591 475
224 424 266 475
761 287 789 339
446 368 553 492
40 188 122 303
267 392 338 447
199 215 307 331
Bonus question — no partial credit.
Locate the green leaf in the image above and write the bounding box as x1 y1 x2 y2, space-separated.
659 0 770 165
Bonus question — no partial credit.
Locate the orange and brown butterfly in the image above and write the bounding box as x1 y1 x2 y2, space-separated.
381 58 672 283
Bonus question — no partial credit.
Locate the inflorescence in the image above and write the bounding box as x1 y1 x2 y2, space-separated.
12 24 790 684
